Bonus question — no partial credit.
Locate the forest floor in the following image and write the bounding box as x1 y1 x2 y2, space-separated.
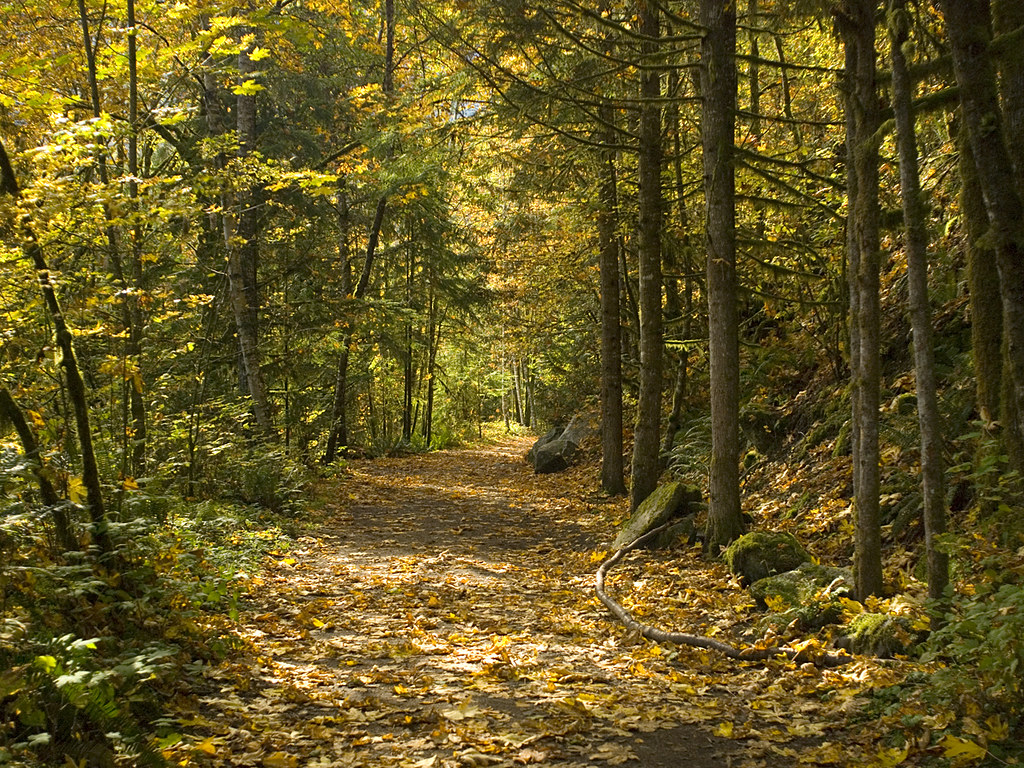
168 437 915 768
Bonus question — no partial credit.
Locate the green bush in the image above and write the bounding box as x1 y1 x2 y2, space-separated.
205 447 307 515
923 579 1024 709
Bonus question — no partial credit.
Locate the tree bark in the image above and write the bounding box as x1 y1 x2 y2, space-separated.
661 67 693 457
839 0 884 600
701 0 744 549
0 140 113 558
993 0 1024 469
629 0 664 513
226 38 274 437
942 0 1024 481
888 0 949 605
599 104 626 496
325 0 394 456
77 0 148 476
0 388 78 552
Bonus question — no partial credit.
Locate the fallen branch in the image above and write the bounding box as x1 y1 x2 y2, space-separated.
595 523 852 668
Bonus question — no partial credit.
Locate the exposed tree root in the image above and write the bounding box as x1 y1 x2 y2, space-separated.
595 523 852 668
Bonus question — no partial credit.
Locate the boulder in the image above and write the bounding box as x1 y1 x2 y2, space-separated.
533 438 578 474
525 425 564 465
526 413 599 474
723 531 812 586
834 613 915 658
750 562 852 630
750 562 852 607
612 482 701 550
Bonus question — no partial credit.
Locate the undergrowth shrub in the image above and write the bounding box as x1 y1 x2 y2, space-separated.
201 446 307 515
923 579 1024 712
0 494 266 767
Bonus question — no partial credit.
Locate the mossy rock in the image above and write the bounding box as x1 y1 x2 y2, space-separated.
751 563 852 631
750 562 852 607
835 613 915 658
648 515 697 549
613 482 700 550
724 531 812 586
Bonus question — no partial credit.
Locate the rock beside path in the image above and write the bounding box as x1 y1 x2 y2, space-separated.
612 481 701 550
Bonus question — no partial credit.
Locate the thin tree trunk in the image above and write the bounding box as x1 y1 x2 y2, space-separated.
77 0 148 475
662 68 693 457
942 0 1024 478
0 140 113 557
839 0 884 600
629 0 664 513
702 0 744 549
125 0 146 476
598 105 626 495
888 0 949 605
0 388 78 552
324 192 354 463
325 0 394 456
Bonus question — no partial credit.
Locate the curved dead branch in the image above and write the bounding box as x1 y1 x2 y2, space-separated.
595 523 852 668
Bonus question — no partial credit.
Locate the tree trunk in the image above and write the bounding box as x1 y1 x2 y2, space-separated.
993 0 1024 469
598 104 626 496
958 122 1003 428
661 68 693 457
942 0 1024 477
888 0 949 605
324 192 354 463
125 0 146 476
701 0 744 549
994 0 1024 183
77 0 148 476
226 39 274 437
629 0 664 513
839 0 884 600
325 0 395 455
0 140 113 558
0 388 78 552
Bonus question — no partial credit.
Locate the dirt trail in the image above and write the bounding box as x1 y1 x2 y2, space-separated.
180 438 879 767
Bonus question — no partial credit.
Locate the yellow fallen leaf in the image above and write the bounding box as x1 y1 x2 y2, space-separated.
940 734 987 763
985 715 1009 742
195 737 218 755
875 745 909 767
714 721 734 738
263 751 299 768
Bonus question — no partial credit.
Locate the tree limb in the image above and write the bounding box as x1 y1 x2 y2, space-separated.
595 524 852 667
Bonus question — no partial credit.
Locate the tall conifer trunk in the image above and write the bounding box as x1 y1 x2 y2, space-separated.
629 0 664 513
888 0 948 604
701 0 744 548
838 0 884 599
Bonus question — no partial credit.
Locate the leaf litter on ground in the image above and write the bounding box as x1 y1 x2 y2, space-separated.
166 437 929 768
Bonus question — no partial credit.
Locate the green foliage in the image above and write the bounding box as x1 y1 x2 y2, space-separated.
202 446 308 515
923 573 1024 712
0 630 170 768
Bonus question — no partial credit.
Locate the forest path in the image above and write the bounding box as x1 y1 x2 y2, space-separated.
180 438 887 768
